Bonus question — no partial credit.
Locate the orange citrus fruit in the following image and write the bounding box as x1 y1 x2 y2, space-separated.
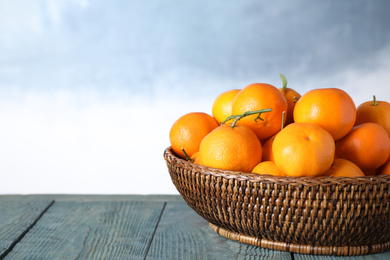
335 122 390 172
262 135 275 162
323 158 365 177
280 88 301 126
251 161 286 176
355 95 390 136
212 89 241 124
272 122 335 177
169 112 218 159
190 151 202 165
199 124 262 172
376 156 390 175
293 88 356 141
278 74 301 126
261 108 286 162
232 83 288 140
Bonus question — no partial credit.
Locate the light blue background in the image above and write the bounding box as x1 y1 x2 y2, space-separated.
1 0 389 194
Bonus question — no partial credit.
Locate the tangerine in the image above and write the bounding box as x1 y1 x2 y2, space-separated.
278 74 301 126
232 83 288 141
323 158 365 177
199 124 262 173
335 122 390 172
376 156 390 175
212 89 241 124
355 95 390 136
293 88 356 141
251 161 286 176
272 122 335 177
190 151 202 165
169 112 218 159
262 136 275 162
261 111 286 162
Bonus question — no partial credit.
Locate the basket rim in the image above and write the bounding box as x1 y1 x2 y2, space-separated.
209 222 390 256
164 146 390 186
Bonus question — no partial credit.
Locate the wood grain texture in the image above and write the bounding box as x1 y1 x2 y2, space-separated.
1 195 388 259
146 202 292 260
294 250 390 260
3 201 165 260
0 199 53 258
0 194 184 202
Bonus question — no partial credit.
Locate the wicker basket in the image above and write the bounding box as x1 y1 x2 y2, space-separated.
164 147 390 256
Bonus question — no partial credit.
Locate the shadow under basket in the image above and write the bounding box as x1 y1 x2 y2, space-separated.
164 147 390 256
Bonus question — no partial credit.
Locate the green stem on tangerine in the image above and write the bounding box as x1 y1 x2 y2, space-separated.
281 111 286 130
221 108 272 128
293 96 300 103
181 148 194 163
280 73 288 93
372 95 378 106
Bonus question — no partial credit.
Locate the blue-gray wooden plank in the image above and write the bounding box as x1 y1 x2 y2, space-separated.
146 201 292 260
0 194 184 202
2 195 388 259
3 200 165 260
0 199 53 258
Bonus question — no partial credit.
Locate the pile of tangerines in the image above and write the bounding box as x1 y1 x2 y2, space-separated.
169 75 390 177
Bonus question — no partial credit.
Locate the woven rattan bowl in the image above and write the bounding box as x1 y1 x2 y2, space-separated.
164 147 390 256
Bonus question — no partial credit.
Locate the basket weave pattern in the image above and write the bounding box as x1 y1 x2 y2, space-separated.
164 147 390 255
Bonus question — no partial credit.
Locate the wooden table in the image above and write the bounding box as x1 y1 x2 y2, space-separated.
1 195 389 259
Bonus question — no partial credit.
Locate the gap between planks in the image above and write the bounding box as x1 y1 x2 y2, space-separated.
143 202 167 260
1 199 169 260
0 200 55 260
